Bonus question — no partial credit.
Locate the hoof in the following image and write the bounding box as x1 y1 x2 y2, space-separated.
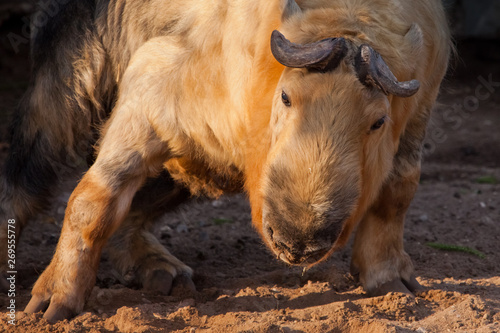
25 295 77 323
143 269 174 295
24 295 50 314
403 275 424 294
44 302 76 323
170 272 197 298
367 277 423 297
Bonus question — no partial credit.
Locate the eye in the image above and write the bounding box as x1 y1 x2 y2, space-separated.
281 90 291 107
371 116 386 131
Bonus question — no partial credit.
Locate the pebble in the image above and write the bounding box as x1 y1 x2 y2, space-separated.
178 298 196 308
419 214 429 222
481 216 493 225
176 223 189 233
160 225 173 233
211 200 224 208
57 206 66 215
222 289 235 296
97 289 112 305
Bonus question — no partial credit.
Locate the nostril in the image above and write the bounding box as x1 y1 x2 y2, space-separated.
304 245 331 260
267 227 274 239
275 239 292 253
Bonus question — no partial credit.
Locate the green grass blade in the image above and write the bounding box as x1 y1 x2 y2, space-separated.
476 176 498 184
212 217 234 225
426 242 486 259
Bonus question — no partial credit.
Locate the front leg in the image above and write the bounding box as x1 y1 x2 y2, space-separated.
24 173 131 321
24 109 170 322
351 168 421 296
351 117 428 296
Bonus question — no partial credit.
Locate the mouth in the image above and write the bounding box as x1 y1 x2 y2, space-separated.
275 245 331 266
266 227 332 266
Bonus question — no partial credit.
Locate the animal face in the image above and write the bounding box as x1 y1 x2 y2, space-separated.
260 30 418 266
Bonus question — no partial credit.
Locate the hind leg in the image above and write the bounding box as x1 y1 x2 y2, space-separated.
0 83 93 292
1 3 113 292
24 93 174 322
106 170 194 294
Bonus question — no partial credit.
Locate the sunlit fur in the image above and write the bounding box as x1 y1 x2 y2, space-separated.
1 0 449 319
258 0 451 292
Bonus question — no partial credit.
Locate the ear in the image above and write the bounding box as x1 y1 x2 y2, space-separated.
405 24 424 57
402 23 423 72
281 0 302 22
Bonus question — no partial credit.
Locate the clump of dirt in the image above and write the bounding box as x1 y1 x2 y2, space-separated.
1 4 500 333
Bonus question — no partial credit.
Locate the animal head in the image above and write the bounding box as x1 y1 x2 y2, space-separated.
259 0 421 266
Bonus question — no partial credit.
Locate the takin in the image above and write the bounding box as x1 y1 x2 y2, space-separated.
0 0 450 322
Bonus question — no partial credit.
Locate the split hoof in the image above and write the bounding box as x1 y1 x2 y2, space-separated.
143 269 174 295
367 276 423 297
24 295 50 314
25 295 78 323
44 302 76 323
403 275 424 294
170 272 197 298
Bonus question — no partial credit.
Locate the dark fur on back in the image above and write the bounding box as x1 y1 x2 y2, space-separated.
0 0 188 281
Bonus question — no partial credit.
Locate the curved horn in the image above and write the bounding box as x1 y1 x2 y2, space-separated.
270 30 347 70
355 44 420 97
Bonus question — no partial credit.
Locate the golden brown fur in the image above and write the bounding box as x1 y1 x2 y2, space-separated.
12 0 450 321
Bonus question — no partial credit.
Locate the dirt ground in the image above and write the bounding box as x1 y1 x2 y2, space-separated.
0 3 499 333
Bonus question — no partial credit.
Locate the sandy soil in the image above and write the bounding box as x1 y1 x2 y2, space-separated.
0 3 499 332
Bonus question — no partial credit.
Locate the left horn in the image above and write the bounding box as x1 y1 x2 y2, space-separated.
270 30 347 70
355 44 420 97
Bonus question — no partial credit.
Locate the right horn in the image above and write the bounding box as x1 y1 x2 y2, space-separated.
355 44 420 97
270 30 347 71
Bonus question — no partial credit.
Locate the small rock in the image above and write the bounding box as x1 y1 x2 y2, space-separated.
419 214 429 222
176 223 188 233
57 206 66 215
160 225 173 233
481 216 493 225
178 298 196 308
479 202 487 208
97 289 112 305
211 200 224 208
222 289 235 296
